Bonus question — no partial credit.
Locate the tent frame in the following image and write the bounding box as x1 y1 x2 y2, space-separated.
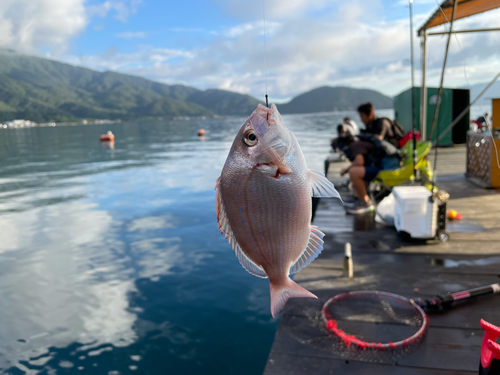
417 0 500 141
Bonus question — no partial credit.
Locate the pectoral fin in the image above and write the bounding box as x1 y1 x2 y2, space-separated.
307 170 341 199
289 226 325 275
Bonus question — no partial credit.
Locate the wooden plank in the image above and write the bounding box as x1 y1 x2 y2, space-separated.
305 252 500 276
267 146 500 374
269 314 483 372
264 352 476 375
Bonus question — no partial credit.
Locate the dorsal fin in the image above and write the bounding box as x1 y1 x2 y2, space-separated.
215 177 268 279
289 226 325 275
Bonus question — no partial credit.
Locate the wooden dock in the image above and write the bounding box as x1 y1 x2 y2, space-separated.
264 145 500 374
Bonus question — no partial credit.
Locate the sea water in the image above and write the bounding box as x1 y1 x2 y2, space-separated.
0 110 391 374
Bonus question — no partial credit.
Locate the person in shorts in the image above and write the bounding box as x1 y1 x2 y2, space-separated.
337 132 380 214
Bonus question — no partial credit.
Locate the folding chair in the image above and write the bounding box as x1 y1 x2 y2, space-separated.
369 141 433 203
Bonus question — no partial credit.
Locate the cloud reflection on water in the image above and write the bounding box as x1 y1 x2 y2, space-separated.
0 200 140 369
0 116 304 373
0 179 206 372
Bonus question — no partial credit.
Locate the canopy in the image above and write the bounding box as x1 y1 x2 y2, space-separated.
418 0 500 35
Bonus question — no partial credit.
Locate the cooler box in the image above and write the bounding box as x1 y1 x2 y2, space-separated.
393 186 437 239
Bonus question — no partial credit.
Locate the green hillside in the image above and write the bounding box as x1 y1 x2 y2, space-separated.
0 49 261 122
186 89 261 116
277 86 393 114
0 49 394 122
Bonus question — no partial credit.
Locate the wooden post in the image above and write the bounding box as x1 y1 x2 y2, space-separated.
343 243 353 278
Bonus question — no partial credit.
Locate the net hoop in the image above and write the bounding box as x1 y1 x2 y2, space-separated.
322 291 429 350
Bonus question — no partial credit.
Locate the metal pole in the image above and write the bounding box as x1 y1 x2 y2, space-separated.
428 0 458 144
428 27 500 35
436 69 500 143
420 31 428 141
410 0 417 179
429 0 458 196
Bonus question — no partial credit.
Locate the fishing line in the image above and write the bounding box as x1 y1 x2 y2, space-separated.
262 0 269 108
433 0 500 170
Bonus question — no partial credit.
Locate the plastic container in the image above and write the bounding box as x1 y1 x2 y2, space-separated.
393 186 437 239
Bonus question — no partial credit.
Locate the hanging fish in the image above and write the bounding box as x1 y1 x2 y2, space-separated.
215 103 341 317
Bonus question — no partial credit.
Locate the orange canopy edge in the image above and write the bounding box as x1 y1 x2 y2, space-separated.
418 0 500 35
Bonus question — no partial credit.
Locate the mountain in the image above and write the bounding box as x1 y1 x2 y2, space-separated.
186 89 261 116
277 86 393 114
0 49 394 122
0 49 261 122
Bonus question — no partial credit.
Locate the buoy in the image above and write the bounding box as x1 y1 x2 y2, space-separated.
100 131 115 142
198 129 205 136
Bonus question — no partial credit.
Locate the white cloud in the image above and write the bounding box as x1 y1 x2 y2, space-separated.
3 0 500 100
223 21 281 38
0 0 87 53
116 31 148 39
87 0 143 23
64 46 194 72
127 4 497 99
0 0 142 53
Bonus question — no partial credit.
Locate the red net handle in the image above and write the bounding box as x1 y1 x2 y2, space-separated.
481 319 500 369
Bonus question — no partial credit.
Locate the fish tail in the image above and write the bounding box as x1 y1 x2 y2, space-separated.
270 278 317 318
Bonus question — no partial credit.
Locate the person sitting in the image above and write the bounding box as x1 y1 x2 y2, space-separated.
357 102 400 148
476 112 490 130
337 132 378 214
343 117 359 135
337 130 401 214
338 122 356 137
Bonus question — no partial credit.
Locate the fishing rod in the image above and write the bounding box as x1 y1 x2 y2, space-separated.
429 0 457 195
409 0 417 180
436 69 500 144
416 283 500 310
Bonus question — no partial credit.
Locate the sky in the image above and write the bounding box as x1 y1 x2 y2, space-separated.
1 0 499 101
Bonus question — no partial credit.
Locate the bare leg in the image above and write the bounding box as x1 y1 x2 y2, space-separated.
349 166 370 203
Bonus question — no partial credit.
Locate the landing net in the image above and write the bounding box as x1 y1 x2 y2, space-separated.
322 291 428 350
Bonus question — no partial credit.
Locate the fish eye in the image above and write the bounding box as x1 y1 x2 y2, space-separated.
243 130 258 146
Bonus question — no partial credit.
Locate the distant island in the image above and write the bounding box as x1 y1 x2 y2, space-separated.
0 48 393 123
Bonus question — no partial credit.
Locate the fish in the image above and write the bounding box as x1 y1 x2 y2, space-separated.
215 103 341 317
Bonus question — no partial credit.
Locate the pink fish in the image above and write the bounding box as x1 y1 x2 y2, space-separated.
215 104 340 317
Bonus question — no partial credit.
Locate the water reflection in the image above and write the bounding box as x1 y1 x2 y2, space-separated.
0 111 386 373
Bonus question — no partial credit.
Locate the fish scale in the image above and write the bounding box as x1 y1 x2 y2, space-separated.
216 103 341 317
